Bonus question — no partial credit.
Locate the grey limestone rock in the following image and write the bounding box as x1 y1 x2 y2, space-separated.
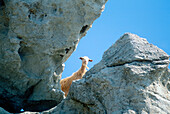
48 33 170 114
0 0 107 113
0 107 11 114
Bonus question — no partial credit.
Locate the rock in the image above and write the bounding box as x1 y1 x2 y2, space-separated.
0 107 11 114
48 33 170 114
0 0 107 113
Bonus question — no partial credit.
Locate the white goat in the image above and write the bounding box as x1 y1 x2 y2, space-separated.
60 56 93 97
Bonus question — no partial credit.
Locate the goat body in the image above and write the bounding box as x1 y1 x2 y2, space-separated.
60 56 92 97
60 65 86 97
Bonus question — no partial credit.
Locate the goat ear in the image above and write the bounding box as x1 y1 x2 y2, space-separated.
79 57 83 60
89 59 93 62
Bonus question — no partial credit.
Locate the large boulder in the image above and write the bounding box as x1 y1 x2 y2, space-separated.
48 33 170 114
0 0 107 113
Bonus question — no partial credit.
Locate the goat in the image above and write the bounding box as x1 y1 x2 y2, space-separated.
60 56 93 97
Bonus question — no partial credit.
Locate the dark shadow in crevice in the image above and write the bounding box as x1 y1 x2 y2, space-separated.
80 25 89 34
65 47 72 54
0 92 23 113
0 0 5 7
18 41 26 61
18 41 33 61
17 36 23 40
24 80 42 100
23 100 59 112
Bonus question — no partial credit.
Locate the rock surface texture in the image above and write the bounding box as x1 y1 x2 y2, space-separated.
0 0 107 113
0 107 10 114
47 33 170 114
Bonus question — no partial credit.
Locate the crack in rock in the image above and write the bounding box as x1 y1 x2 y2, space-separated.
107 59 169 68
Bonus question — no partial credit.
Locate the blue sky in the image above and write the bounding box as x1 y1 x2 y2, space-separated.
62 0 170 79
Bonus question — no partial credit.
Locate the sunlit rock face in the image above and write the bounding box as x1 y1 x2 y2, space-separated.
48 33 170 114
0 0 107 113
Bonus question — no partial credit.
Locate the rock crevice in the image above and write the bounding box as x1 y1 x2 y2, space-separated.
107 59 169 68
